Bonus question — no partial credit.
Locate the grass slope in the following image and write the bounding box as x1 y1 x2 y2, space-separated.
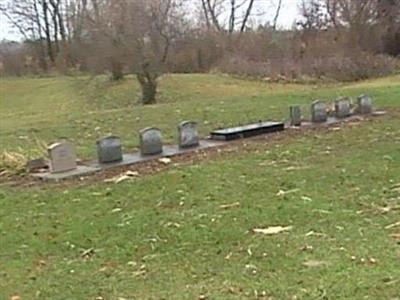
0 74 399 299
1 74 399 158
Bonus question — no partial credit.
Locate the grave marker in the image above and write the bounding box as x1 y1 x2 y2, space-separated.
139 127 163 155
289 105 302 126
48 142 77 173
335 97 351 118
311 100 327 123
178 121 200 148
211 121 284 141
357 94 372 114
97 136 123 163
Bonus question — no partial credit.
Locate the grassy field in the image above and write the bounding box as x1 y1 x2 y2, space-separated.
1 74 400 158
0 74 400 299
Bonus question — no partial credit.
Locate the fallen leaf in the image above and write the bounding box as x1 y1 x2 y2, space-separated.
369 257 377 264
389 233 400 240
158 157 172 165
125 170 139 176
301 196 313 202
114 175 131 184
252 226 293 235
305 231 326 237
300 245 314 252
81 248 95 258
219 202 240 209
104 171 139 184
385 221 400 229
276 189 299 196
302 260 329 268
164 222 181 228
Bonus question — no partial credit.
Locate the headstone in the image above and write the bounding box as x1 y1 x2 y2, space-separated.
335 97 351 118
48 142 77 173
289 106 302 126
357 94 372 114
97 136 123 163
311 100 327 123
139 127 163 155
178 121 200 148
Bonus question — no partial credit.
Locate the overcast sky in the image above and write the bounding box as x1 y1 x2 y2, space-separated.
0 0 302 41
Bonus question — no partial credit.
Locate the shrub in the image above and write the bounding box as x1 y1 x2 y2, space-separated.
0 151 27 177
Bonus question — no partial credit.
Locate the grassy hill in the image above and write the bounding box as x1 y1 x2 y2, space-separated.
0 74 399 299
1 74 399 158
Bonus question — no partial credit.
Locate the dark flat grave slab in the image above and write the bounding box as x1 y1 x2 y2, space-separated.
210 121 284 141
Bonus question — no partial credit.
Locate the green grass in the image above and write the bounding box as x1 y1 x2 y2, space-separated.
1 74 399 158
0 74 399 299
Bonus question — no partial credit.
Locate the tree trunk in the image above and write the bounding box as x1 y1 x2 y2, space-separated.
137 73 158 105
42 0 55 64
141 80 157 105
136 61 159 104
111 59 124 81
33 0 48 71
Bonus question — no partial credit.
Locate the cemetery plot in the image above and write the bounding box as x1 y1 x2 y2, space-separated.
28 94 381 182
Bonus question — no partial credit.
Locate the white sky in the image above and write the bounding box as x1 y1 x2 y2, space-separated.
0 0 303 41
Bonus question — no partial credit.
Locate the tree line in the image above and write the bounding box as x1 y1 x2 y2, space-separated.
1 0 399 104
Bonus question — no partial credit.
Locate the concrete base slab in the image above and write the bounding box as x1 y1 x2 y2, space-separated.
297 114 368 128
33 165 101 181
90 139 225 170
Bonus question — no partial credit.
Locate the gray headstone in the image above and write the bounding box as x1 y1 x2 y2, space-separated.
335 97 351 118
357 94 372 114
139 127 163 155
178 121 200 148
97 136 123 163
311 100 327 123
48 142 77 173
289 106 302 126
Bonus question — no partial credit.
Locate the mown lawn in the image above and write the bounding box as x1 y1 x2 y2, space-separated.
1 74 399 158
0 74 399 299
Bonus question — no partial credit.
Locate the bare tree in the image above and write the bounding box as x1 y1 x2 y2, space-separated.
0 0 76 67
272 0 283 30
85 0 187 104
200 0 256 34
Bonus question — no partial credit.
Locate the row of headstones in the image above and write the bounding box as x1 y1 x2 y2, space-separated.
289 94 372 126
48 121 200 173
47 95 373 174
